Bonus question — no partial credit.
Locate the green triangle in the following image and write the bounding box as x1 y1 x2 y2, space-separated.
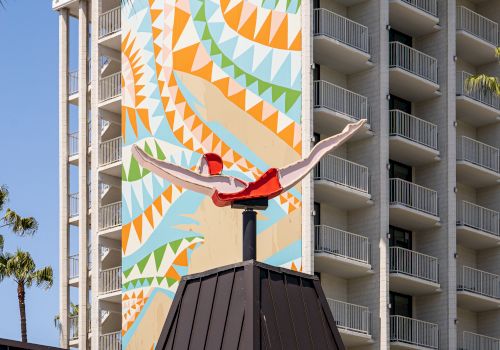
154 141 166 160
221 56 232 68
246 74 257 87
139 278 145 286
234 66 244 78
166 277 177 287
186 237 195 242
201 26 211 41
137 254 151 274
144 142 153 156
122 165 128 182
169 239 182 254
258 80 271 94
128 156 142 181
272 86 286 103
210 42 221 56
123 267 134 279
142 168 151 177
156 277 163 285
146 277 154 285
194 4 206 21
153 244 168 270
285 90 301 112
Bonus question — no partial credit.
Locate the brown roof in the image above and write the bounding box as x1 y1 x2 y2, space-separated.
0 338 63 350
156 260 345 350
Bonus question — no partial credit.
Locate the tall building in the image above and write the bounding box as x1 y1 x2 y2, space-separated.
55 0 500 349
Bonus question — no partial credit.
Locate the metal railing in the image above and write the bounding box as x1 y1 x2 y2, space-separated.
458 201 500 237
69 254 79 279
99 6 121 39
314 80 369 122
457 71 500 110
461 331 500 350
390 246 439 283
99 136 122 166
457 6 498 46
99 72 121 102
68 132 79 156
457 266 500 299
400 0 438 17
68 315 78 341
390 315 439 349
314 154 370 193
457 136 499 173
313 8 369 53
389 178 438 216
327 298 371 335
389 110 438 150
389 41 438 84
68 70 79 95
99 201 122 230
69 193 79 218
314 225 370 265
99 266 122 295
100 331 122 350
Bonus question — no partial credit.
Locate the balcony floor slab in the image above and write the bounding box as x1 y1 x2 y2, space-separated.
314 36 373 75
457 31 499 66
390 273 441 296
98 225 122 240
389 136 440 166
456 161 500 188
390 68 440 102
457 225 500 250
98 31 121 51
315 253 373 279
390 341 437 350
456 96 500 127
314 108 373 139
457 290 500 312
98 95 122 114
314 180 372 210
99 161 122 178
339 329 374 347
389 205 440 230
98 290 121 303
389 0 440 37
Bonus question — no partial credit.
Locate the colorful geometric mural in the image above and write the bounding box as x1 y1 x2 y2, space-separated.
122 0 302 347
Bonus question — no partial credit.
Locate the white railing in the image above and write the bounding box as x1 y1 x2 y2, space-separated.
390 246 439 283
314 154 370 193
457 6 498 46
69 193 79 218
458 201 500 236
327 298 371 335
457 71 500 110
69 70 78 95
457 136 499 173
68 315 78 341
314 225 370 265
461 331 500 350
389 178 438 216
314 80 369 122
99 6 121 39
390 315 439 349
68 132 79 156
99 137 122 166
457 266 500 299
389 110 438 150
69 254 79 279
99 201 122 230
313 8 370 53
400 0 438 17
99 266 122 295
389 41 438 84
99 331 122 350
99 72 121 102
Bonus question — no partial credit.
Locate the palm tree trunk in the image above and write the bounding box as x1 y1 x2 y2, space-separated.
17 282 27 342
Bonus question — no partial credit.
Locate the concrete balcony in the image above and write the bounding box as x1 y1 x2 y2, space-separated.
99 266 122 303
390 315 439 349
457 201 500 250
457 6 499 66
99 72 122 113
68 311 91 346
456 71 500 127
457 266 500 312
98 201 122 240
68 192 91 226
68 252 92 287
457 136 500 188
389 0 439 37
98 6 121 51
389 178 440 230
314 155 372 210
314 225 372 278
52 0 79 16
99 136 122 177
389 247 441 296
313 8 372 74
389 42 439 101
327 298 373 347
460 331 500 350
100 331 121 350
389 110 439 166
313 80 372 139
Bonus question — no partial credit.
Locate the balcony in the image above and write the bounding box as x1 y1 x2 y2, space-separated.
457 136 500 188
98 202 122 239
389 178 440 230
327 298 373 347
314 225 372 278
460 331 500 350
457 266 500 312
389 247 440 295
99 266 121 303
457 201 500 250
68 252 92 287
389 110 439 165
390 315 439 349
98 6 121 50
457 6 499 66
100 331 121 350
99 136 122 177
456 71 500 127
389 42 439 101
389 0 439 37
99 72 121 113
314 155 372 210
52 0 79 15
313 8 372 74
313 80 372 139
69 70 79 96
68 191 91 226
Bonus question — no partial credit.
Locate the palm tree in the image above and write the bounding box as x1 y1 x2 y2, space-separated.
0 250 53 343
465 47 500 97
54 302 79 331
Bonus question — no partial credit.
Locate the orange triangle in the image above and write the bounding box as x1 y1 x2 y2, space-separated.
122 223 131 253
163 186 173 202
150 9 162 22
133 215 143 242
165 266 181 281
137 108 151 133
173 249 188 266
144 206 154 227
153 196 163 215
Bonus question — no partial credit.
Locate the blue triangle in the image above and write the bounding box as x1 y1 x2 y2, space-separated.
272 54 292 87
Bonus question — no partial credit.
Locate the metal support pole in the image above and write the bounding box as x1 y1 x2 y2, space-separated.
242 209 257 261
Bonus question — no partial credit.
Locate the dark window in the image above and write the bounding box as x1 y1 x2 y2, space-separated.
389 28 413 47
389 160 412 182
390 95 412 114
389 226 412 250
314 202 321 227
313 64 321 81
313 0 320 9
390 292 412 317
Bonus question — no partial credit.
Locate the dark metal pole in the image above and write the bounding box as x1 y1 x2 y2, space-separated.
242 208 257 260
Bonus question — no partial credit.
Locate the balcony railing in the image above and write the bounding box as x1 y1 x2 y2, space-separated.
327 298 371 335
461 331 500 350
458 201 500 237
389 110 438 150
69 193 79 218
390 246 439 283
457 136 499 173
69 254 79 279
68 315 78 341
314 225 370 265
100 331 121 350
99 72 121 102
389 178 438 216
99 201 122 230
69 70 78 95
68 132 79 156
457 71 500 110
390 315 438 349
99 137 122 167
400 0 438 17
314 154 370 193
99 266 121 295
314 80 369 123
457 6 498 46
99 6 121 39
313 8 369 53
389 41 438 84
458 266 500 299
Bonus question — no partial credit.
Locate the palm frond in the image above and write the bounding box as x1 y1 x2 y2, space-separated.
465 74 500 97
2 209 38 236
0 185 8 212
33 266 54 290
0 234 3 254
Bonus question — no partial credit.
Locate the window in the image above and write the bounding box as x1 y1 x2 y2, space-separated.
390 292 412 317
313 0 320 9
390 95 412 114
314 202 321 227
390 226 412 250
389 160 412 182
389 29 413 47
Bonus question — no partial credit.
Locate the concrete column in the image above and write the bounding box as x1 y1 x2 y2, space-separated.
58 8 70 350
